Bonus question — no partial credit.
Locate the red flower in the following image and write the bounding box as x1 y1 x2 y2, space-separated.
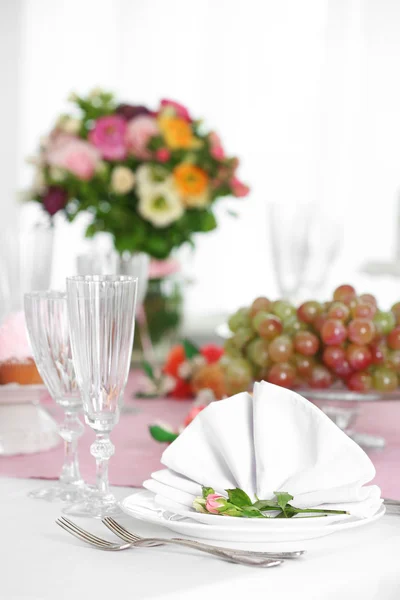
201 344 224 364
163 345 185 377
42 186 68 216
170 378 193 400
183 404 207 427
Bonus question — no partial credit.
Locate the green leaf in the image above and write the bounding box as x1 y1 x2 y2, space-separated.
253 499 279 511
274 491 294 512
225 488 252 508
202 486 215 499
142 360 155 382
148 424 178 443
241 506 266 518
183 338 200 359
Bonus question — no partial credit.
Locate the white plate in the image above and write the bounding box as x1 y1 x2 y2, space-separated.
121 490 385 542
0 383 47 405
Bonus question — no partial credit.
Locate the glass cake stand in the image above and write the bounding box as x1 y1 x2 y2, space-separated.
300 387 400 449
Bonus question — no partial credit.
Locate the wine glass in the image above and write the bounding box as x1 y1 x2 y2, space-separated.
24 291 85 501
65 275 138 518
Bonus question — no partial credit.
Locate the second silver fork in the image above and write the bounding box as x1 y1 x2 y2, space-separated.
102 517 305 560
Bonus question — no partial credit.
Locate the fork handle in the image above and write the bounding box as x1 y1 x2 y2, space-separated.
134 537 281 567
172 538 302 559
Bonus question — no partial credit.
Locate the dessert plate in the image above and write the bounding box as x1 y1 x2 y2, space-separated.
121 490 385 542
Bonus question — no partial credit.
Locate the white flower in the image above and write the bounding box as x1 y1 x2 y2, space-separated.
136 164 169 191
177 361 193 380
138 182 184 228
60 117 81 135
32 169 46 194
49 166 66 182
191 355 207 370
110 166 135 194
88 87 103 99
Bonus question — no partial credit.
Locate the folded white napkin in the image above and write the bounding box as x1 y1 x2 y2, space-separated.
147 381 382 518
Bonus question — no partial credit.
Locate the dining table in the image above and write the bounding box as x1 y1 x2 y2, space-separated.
1 371 400 599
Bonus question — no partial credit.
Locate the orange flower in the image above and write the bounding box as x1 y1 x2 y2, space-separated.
159 116 197 149
173 164 209 201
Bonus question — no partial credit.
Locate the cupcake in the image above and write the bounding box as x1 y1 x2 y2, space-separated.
0 311 42 385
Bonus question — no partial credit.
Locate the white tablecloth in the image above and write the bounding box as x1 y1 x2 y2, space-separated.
2 477 400 600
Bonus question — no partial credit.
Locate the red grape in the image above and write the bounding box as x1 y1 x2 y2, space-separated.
387 326 400 350
321 319 347 345
373 311 396 335
294 354 315 377
370 340 389 365
323 345 346 369
346 344 372 371
294 331 319 356
308 365 333 389
387 350 400 372
359 293 377 307
313 313 328 333
250 297 271 318
268 362 296 388
333 359 353 378
297 301 322 324
372 367 398 392
333 284 357 305
391 302 400 325
327 302 350 321
351 301 376 319
269 335 293 362
347 372 373 393
347 318 375 345
252 312 283 340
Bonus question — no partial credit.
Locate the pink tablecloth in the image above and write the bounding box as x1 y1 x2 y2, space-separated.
1 372 400 499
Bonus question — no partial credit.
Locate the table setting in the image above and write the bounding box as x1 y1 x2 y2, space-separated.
1 90 400 600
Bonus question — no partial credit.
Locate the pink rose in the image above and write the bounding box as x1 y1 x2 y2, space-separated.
89 115 127 160
160 99 191 121
231 176 250 198
126 115 159 159
155 148 171 163
209 132 225 160
46 132 99 180
205 493 224 514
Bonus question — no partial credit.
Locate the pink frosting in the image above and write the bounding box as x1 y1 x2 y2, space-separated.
0 311 33 362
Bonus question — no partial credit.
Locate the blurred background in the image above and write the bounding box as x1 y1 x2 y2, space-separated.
2 0 400 346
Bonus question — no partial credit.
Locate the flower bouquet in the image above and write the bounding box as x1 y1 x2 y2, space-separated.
28 89 249 259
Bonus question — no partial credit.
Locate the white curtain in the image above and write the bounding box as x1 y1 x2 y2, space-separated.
4 0 400 322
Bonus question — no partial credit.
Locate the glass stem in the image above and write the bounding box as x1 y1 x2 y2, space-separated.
58 411 84 486
91 433 115 497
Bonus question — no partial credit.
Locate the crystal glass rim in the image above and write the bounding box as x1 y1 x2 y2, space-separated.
24 290 66 300
66 275 138 284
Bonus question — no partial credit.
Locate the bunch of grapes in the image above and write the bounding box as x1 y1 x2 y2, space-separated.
222 284 400 394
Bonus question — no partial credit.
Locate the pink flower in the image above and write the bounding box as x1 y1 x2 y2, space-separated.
205 493 224 514
231 176 250 198
46 132 100 180
155 148 171 163
209 132 225 160
126 115 159 159
160 99 191 121
42 186 68 216
89 115 127 160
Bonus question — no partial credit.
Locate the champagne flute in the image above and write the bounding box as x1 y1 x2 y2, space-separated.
24 291 85 501
65 275 138 518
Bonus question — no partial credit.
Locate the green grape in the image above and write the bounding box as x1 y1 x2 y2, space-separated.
245 338 270 368
227 307 251 332
372 367 398 392
387 350 400 373
272 300 296 321
223 358 253 395
231 327 254 350
223 338 242 357
282 314 308 335
373 310 396 336
269 335 294 362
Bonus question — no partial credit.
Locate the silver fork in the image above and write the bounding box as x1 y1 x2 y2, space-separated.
56 517 282 568
102 517 305 560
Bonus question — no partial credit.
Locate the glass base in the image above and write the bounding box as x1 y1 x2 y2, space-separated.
28 481 86 503
62 491 124 519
